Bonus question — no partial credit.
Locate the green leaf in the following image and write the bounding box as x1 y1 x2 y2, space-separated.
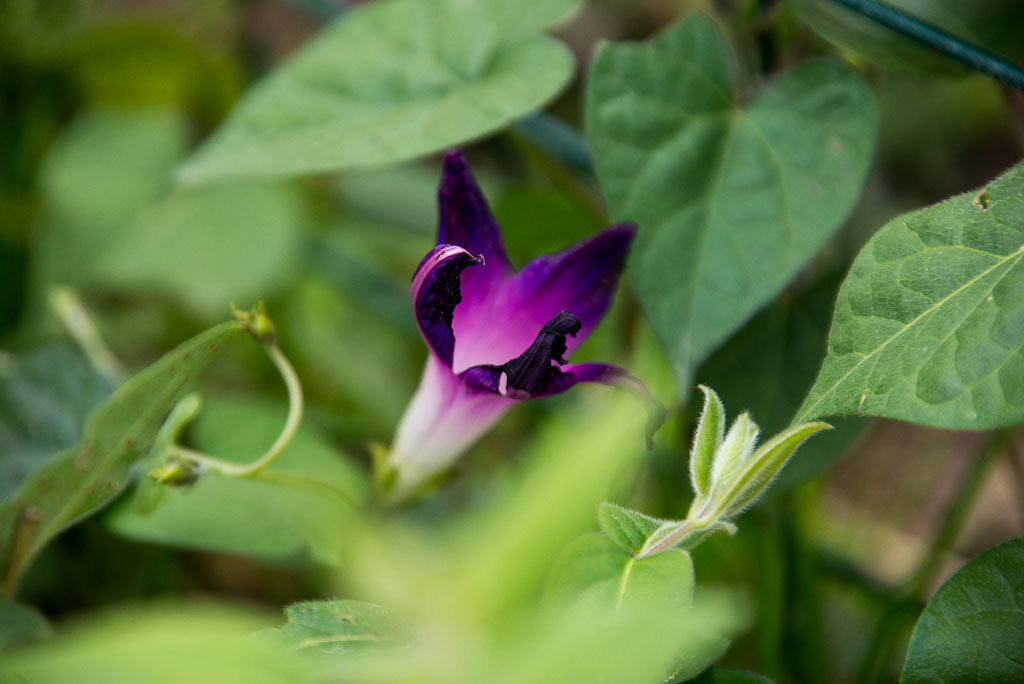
105 397 368 566
0 599 50 652
98 181 305 318
267 600 401 653
34 109 304 317
697 274 868 493
546 534 740 681
597 502 663 555
690 385 725 497
796 161 1024 428
0 321 243 595
900 537 1024 684
35 109 187 291
0 603 316 684
587 12 877 393
716 422 831 519
177 0 575 183
546 533 694 611
0 345 111 499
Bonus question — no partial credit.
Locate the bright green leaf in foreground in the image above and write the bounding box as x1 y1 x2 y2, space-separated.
587 12 877 393
0 604 316 684
0 322 243 596
105 397 368 566
0 599 50 652
546 533 694 611
901 537 1024 684
797 161 1024 428
177 0 575 183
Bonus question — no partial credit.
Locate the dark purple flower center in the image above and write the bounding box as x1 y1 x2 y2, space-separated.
461 311 582 397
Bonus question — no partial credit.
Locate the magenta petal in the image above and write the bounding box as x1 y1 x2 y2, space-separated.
462 359 666 449
452 224 635 370
389 355 516 496
438 150 513 274
411 244 483 367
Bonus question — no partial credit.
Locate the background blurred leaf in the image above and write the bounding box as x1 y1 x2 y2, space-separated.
177 0 575 183
0 603 316 684
34 108 186 292
280 275 418 437
900 537 1024 684
67 23 241 122
106 396 368 566
792 0 1024 74
697 275 867 493
492 186 604 266
587 12 877 396
0 598 50 652
34 108 305 318
797 160 1024 428
0 322 243 595
0 345 111 500
98 181 305 318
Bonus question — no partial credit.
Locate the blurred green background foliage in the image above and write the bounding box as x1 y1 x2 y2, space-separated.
1 0 1023 682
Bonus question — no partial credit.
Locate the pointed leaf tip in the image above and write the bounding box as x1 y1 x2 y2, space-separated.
690 385 725 496
598 502 663 555
720 421 831 519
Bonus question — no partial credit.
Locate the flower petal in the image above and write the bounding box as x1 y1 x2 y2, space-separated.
411 244 483 367
462 348 663 448
389 354 515 497
438 150 513 274
452 224 634 370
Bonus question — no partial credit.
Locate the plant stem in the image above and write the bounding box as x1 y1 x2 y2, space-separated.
828 0 1024 93
856 429 1013 682
167 343 303 478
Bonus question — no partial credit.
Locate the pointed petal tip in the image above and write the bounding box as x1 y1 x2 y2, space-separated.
442 148 468 170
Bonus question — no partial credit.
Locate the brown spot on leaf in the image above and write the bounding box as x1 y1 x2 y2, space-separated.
973 189 990 210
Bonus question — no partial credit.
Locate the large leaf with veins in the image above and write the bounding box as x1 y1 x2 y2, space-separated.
587 12 877 394
797 161 1024 428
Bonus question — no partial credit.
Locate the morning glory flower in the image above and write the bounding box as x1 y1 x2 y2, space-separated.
385 150 664 498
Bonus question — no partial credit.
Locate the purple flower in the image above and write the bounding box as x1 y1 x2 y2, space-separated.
386 150 664 496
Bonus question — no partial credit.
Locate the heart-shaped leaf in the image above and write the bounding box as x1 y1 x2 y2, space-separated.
587 12 877 394
797 161 1024 428
177 0 575 183
546 533 694 612
901 537 1024 683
